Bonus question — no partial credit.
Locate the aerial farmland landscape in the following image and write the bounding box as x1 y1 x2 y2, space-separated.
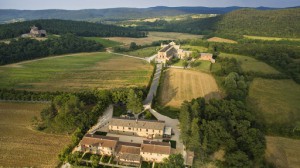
0 0 300 168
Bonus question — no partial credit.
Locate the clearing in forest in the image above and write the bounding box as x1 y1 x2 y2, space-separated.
207 37 237 43
219 53 281 74
0 52 153 91
0 102 70 167
266 136 300 168
248 78 300 125
104 31 203 45
159 68 221 107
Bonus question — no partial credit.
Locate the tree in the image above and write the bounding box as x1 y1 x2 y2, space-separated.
179 101 191 145
182 60 189 68
126 89 143 114
90 155 100 168
191 101 200 118
224 151 252 168
189 118 201 151
162 154 185 168
129 42 138 50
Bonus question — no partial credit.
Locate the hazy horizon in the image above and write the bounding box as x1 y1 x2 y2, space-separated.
0 0 300 10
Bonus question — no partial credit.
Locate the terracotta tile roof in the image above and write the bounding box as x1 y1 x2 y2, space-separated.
116 142 142 162
141 140 171 155
110 118 165 130
80 134 119 148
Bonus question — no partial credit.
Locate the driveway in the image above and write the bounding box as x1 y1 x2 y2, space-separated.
88 104 113 134
143 63 162 107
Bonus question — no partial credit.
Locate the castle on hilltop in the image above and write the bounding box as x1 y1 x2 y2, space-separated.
21 26 47 38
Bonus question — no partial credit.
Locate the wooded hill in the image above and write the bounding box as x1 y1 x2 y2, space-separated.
0 19 147 40
0 6 278 23
137 8 300 38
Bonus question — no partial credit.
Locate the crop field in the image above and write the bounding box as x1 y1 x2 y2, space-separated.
0 52 153 91
244 35 300 41
0 102 70 167
207 37 237 43
124 46 159 58
266 136 300 168
248 78 300 125
159 68 221 107
219 53 281 74
83 37 122 47
104 31 203 45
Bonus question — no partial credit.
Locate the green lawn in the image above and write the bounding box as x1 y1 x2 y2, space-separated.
219 53 281 74
181 45 208 52
248 78 300 125
84 37 122 48
172 59 185 67
125 46 159 58
0 52 152 91
191 60 211 72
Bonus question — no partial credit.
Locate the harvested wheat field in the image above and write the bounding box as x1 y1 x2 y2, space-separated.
266 136 300 168
159 68 221 107
0 102 71 167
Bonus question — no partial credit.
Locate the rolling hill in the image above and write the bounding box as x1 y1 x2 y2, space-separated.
0 6 278 23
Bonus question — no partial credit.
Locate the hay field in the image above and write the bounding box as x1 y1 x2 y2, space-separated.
219 53 281 74
266 136 300 168
248 78 300 125
104 31 203 45
0 52 153 91
159 68 221 107
207 37 237 43
0 102 70 167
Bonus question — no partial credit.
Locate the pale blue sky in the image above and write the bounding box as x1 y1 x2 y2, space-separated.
0 0 299 10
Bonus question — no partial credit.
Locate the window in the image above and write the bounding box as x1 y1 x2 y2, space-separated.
146 129 148 132
129 127 131 130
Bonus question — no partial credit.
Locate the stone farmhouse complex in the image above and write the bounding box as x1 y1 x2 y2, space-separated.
157 41 192 63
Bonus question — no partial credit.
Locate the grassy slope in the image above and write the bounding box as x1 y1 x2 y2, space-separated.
244 35 300 41
105 31 203 45
266 136 300 168
83 37 122 48
124 46 159 58
0 102 70 167
0 52 152 91
219 53 281 74
248 78 300 125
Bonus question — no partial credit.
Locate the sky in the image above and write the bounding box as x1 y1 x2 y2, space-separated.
0 0 300 10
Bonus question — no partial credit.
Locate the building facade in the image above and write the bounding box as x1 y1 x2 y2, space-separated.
108 118 165 139
157 42 191 63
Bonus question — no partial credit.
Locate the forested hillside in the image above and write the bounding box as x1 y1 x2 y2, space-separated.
0 6 276 23
137 8 300 38
215 8 300 38
0 19 147 40
0 34 103 65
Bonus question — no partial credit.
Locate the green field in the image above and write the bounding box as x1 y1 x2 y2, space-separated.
0 52 153 91
124 46 159 58
219 53 281 74
192 60 212 72
181 45 208 52
83 37 122 47
248 78 300 125
244 35 300 41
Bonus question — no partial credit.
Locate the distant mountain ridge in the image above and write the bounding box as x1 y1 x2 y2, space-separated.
0 6 282 23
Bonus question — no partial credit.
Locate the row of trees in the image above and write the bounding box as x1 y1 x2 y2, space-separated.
179 98 266 167
0 34 103 65
0 19 147 39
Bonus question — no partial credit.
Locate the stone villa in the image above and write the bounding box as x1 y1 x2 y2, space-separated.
157 42 192 63
21 26 47 38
